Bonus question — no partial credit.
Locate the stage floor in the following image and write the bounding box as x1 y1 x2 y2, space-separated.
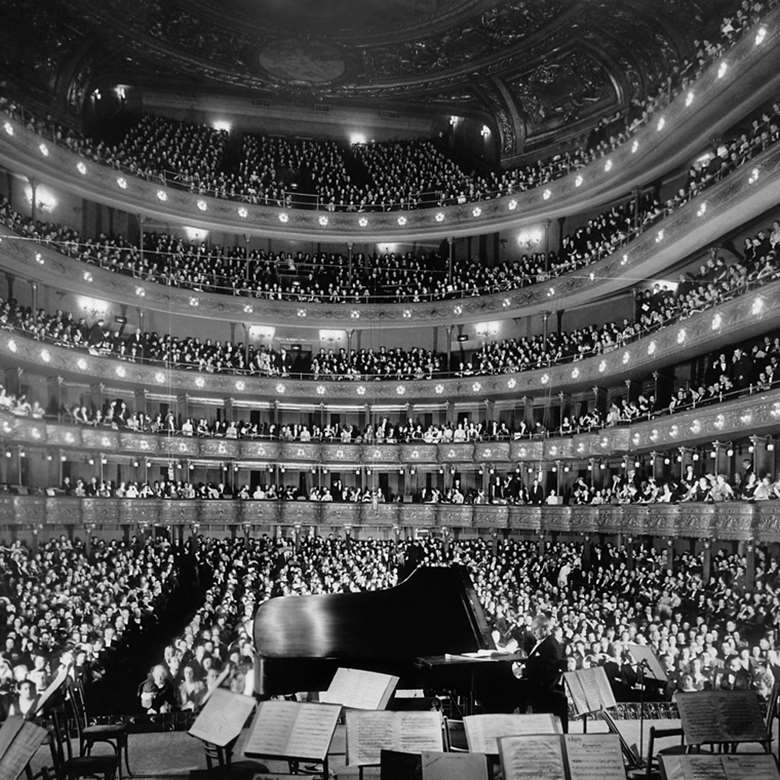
27 717 774 778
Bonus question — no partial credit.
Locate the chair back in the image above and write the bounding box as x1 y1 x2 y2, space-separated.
65 678 89 738
48 707 75 772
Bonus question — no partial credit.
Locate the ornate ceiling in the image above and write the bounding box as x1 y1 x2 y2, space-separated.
0 0 730 159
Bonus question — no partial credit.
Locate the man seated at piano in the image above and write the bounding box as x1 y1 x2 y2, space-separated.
482 614 568 731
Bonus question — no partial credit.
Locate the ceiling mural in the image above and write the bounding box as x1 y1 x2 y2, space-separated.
0 0 735 159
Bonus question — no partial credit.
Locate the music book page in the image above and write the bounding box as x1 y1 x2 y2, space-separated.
498 734 566 780
346 710 443 766
660 754 780 780
189 688 255 747
33 663 69 715
0 719 48 780
676 692 766 745
587 667 617 711
244 700 341 761
0 717 24 760
564 672 590 717
320 667 400 710
463 713 561 754
199 664 232 706
721 755 780 780
565 734 626 780
421 751 489 780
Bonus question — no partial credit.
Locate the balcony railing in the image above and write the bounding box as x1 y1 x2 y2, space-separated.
0 274 777 401
2 496 780 542
2 387 778 463
4 141 779 329
0 11 778 244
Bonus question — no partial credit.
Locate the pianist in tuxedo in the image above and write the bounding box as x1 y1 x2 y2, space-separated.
482 614 567 730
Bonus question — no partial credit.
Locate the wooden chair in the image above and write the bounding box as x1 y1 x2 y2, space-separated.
65 679 131 778
48 708 118 780
644 725 685 780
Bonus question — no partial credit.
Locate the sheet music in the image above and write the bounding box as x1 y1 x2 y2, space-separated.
244 700 340 761
714 692 766 742
721 755 780 780
498 734 566 780
677 692 766 745
33 663 69 715
346 710 442 766
564 672 590 717
188 688 255 747
421 751 489 780
320 667 399 710
0 719 48 780
463 713 561 754
565 734 626 780
662 755 780 780
0 717 24 760
199 664 232 707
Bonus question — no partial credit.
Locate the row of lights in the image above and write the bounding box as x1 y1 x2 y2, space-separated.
1 293 765 393
10 40 758 234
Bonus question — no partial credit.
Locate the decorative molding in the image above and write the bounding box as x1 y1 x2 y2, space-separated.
3 142 779 328
0 276 777 401
0 14 778 247
0 495 774 541
1 386 778 461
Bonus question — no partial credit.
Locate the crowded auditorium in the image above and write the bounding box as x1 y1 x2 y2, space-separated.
0 0 780 778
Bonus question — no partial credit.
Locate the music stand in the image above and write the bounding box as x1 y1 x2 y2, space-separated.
626 643 668 762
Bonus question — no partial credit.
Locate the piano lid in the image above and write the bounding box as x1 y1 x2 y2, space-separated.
253 565 493 662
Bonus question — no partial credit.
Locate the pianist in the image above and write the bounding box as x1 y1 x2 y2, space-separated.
483 614 567 730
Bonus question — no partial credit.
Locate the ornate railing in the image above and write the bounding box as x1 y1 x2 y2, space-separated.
2 387 778 462
0 10 778 247
1 496 778 541
0 276 777 401
3 142 779 328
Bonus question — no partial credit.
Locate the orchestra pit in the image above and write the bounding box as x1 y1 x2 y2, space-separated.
2 0 780 778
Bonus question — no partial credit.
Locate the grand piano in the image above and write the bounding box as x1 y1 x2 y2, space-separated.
253 565 514 706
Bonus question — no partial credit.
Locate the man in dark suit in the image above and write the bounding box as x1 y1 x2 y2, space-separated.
513 614 567 728
481 614 568 731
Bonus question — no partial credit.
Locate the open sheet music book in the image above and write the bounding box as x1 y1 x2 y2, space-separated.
462 713 562 755
564 667 617 717
33 662 70 716
675 691 768 745
188 688 256 747
346 710 444 766
660 753 780 780
199 664 232 707
498 733 626 780
244 700 341 762
320 667 400 710
380 749 489 780
0 716 49 780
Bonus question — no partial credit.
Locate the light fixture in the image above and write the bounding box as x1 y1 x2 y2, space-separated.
472 206 482 217
3 121 14 136
156 189 167 201
656 117 666 132
435 212 445 222
396 385 406 396
717 61 728 79
631 139 639 154
508 199 518 211
38 143 49 156
238 207 248 218
318 215 329 226
76 161 87 175
755 26 767 45
243 304 253 314
278 213 289 223
574 175 583 187
135 286 145 297
604 159 613 172
397 216 407 226
275 383 285 394
697 202 707 217
358 216 368 227
685 92 695 107
196 200 207 211
542 189 552 200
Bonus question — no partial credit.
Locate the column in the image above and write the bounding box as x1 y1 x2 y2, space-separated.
28 178 38 222
447 237 453 280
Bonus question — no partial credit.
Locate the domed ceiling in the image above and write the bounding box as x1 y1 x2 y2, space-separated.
0 0 730 158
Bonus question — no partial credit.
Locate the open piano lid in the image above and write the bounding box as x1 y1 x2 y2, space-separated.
252 565 494 695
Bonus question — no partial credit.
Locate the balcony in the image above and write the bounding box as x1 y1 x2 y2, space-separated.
2 387 778 463
4 142 779 329
3 496 779 542
0 276 777 401
0 10 778 247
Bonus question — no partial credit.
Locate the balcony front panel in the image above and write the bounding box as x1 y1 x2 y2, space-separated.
0 497 776 541
1 13 778 247
3 142 780 329
3 388 779 463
